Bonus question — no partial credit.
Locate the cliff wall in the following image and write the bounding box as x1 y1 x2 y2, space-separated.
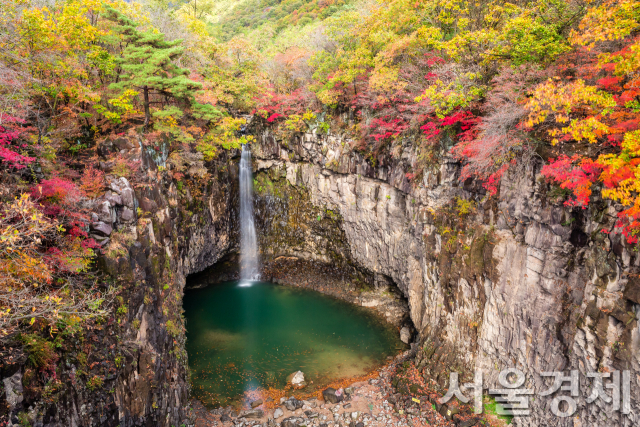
250 129 640 427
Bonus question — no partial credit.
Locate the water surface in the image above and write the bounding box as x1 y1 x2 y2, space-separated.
184 281 403 407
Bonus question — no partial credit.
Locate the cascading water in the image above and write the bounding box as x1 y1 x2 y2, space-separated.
239 144 260 282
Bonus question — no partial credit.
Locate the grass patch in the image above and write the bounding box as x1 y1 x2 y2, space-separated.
483 395 513 425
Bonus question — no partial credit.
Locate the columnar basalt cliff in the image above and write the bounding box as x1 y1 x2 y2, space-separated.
249 128 640 427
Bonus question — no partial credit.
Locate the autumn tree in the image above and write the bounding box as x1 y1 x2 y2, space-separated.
104 5 203 127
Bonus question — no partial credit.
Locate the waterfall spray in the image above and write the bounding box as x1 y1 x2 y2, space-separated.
239 144 259 282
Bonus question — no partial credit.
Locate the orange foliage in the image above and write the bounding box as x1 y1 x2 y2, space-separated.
80 165 105 198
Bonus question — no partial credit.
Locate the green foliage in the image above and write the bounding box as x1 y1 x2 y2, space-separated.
93 90 141 124
165 319 182 338
20 334 57 369
86 375 104 391
103 5 203 127
208 0 352 42
196 116 254 161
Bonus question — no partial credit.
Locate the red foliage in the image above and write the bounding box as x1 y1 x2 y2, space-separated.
254 88 315 121
541 155 603 207
0 115 35 170
31 177 85 207
453 66 547 194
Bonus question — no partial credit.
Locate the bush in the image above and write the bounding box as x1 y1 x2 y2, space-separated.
20 334 58 369
86 375 104 391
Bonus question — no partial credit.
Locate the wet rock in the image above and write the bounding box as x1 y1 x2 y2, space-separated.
221 414 232 422
322 388 344 404
251 400 263 408
400 326 411 344
287 370 306 388
304 411 318 419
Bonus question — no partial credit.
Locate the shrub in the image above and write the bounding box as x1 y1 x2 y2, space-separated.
31 177 84 206
112 154 139 178
0 194 113 341
80 166 105 198
86 375 104 391
21 334 58 369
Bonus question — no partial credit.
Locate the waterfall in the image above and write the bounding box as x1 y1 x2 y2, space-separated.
239 144 259 281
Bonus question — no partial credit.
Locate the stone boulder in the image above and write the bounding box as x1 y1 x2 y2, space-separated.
239 409 264 419
90 221 113 236
110 177 135 208
322 388 343 404
283 397 304 411
96 201 113 224
287 371 306 388
400 326 411 344
281 416 304 427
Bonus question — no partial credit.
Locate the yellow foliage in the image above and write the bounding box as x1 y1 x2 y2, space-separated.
525 79 617 144
570 0 640 49
197 116 254 161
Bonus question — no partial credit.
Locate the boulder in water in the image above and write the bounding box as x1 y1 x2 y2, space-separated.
287 371 307 388
400 326 411 344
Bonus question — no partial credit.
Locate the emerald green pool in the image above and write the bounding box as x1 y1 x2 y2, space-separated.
184 281 403 407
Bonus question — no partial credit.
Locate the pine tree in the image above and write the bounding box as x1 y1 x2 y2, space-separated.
103 5 203 127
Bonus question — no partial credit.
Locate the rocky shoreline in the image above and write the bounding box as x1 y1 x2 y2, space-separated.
193 350 506 427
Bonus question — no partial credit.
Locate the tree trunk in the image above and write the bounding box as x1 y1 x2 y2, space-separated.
143 86 150 128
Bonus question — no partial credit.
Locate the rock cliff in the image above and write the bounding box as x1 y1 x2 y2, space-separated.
249 128 640 427
3 125 639 427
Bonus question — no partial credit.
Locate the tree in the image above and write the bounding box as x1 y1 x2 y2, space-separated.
103 5 202 127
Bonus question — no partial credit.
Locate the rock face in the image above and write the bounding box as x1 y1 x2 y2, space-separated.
0 134 237 427
251 130 640 427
